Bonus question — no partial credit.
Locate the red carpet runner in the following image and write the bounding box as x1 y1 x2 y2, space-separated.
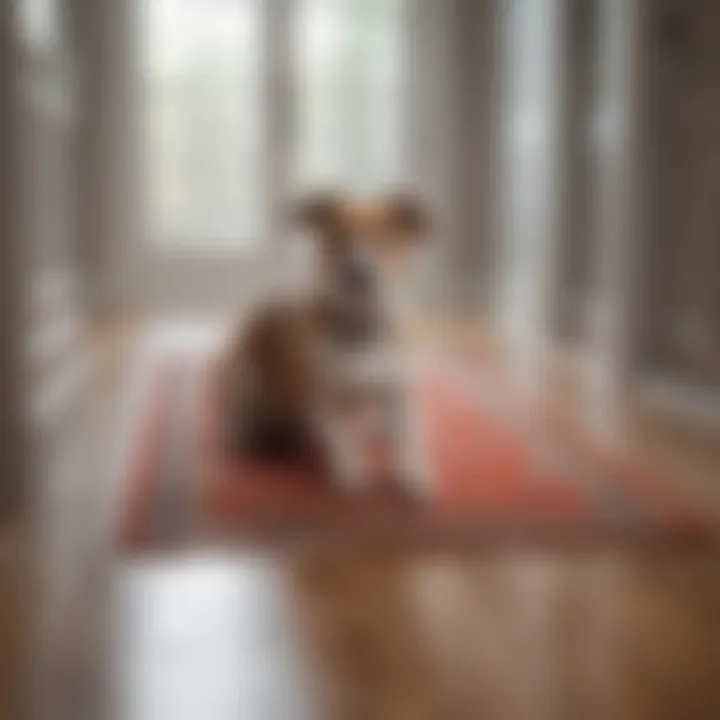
118 354 713 552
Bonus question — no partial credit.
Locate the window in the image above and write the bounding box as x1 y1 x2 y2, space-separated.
141 0 404 249
293 0 404 191
142 0 264 247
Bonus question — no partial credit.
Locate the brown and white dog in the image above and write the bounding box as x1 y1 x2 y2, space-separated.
219 192 431 496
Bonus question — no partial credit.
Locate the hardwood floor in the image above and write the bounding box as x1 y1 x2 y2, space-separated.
108 549 720 720
302 550 720 720
15 321 720 719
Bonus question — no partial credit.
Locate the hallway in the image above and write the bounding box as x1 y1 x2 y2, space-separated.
2 1 720 717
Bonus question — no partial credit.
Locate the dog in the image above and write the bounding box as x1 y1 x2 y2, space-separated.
219 191 431 496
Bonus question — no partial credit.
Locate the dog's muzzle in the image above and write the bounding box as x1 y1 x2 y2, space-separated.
342 256 376 297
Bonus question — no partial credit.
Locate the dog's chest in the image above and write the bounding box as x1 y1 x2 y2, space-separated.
321 341 400 390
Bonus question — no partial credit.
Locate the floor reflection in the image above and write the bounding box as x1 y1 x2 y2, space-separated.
113 553 317 720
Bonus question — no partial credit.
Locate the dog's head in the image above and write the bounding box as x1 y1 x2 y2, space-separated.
293 192 430 305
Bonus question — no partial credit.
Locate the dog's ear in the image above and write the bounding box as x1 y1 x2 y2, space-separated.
386 193 430 238
293 193 343 233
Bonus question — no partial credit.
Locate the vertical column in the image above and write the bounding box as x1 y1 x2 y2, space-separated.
585 0 643 433
0 7 30 712
0 0 29 521
498 0 567 386
78 0 138 317
456 0 501 315
405 0 465 314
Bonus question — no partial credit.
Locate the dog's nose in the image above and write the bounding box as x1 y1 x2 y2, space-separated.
343 257 376 295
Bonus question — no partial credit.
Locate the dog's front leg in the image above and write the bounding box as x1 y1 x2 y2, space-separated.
390 374 432 500
314 408 366 491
